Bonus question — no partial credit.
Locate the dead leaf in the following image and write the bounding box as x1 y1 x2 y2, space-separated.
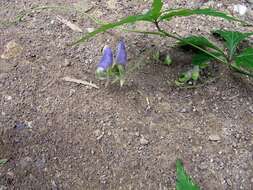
1 41 23 59
56 16 83 33
62 76 99 89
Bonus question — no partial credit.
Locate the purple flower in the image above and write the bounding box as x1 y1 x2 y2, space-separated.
116 39 127 66
97 45 113 72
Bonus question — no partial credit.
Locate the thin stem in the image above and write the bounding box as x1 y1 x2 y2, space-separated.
154 22 228 65
230 64 253 78
120 28 166 37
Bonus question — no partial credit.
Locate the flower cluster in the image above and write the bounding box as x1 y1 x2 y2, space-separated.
96 39 127 74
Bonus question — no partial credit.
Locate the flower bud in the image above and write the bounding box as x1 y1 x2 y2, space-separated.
97 45 113 72
116 39 127 66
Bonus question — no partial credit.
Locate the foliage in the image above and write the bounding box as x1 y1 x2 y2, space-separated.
73 0 252 86
213 30 253 60
177 30 253 84
74 1 242 45
176 160 200 190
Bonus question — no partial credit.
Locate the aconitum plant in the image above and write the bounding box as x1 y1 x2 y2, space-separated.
96 39 128 86
75 0 253 86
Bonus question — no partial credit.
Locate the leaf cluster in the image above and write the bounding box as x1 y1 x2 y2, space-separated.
178 30 253 84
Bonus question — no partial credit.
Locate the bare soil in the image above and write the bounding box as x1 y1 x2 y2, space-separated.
0 0 253 189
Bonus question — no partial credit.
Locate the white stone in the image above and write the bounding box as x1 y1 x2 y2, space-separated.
233 4 248 16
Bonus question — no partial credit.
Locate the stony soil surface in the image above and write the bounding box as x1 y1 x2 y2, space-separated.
0 0 253 189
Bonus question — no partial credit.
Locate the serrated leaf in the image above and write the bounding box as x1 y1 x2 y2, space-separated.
176 160 200 190
0 159 8 165
178 36 222 53
160 8 241 22
151 0 163 20
213 30 253 59
192 51 224 68
235 47 253 70
72 13 153 45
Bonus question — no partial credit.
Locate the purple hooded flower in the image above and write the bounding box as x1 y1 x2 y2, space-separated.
116 39 127 66
97 45 113 72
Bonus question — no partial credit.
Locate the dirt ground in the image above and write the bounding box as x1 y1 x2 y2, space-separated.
0 0 253 189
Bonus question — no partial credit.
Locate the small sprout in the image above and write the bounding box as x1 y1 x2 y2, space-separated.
116 39 127 66
191 65 200 81
176 65 201 86
178 70 192 83
153 51 160 62
164 54 172 65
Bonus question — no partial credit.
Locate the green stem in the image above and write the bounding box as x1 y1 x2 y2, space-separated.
120 28 165 36
154 22 228 65
230 64 253 78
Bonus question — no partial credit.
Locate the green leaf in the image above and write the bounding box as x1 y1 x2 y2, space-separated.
178 35 222 53
160 8 241 22
176 159 200 190
192 51 224 68
72 13 153 45
235 48 253 70
151 0 163 20
213 30 253 59
110 64 126 86
0 159 8 165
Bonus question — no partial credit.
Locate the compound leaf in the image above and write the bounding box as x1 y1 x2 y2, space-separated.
176 159 200 190
151 0 163 20
213 30 253 59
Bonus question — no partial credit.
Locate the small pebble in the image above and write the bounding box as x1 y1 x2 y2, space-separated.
180 108 187 113
209 134 221 141
63 59 71 67
87 28 95 33
14 123 27 130
4 95 12 101
140 135 149 145
249 106 253 113
226 178 232 186
233 4 247 15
